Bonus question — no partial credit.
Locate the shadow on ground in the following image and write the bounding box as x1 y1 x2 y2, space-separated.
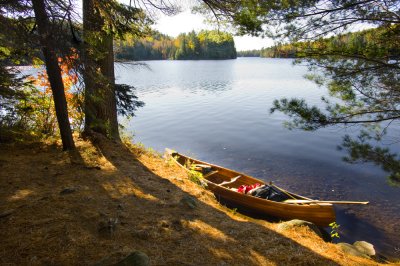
91 138 340 265
0 137 373 265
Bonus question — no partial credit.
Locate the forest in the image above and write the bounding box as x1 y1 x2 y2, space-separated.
115 30 237 60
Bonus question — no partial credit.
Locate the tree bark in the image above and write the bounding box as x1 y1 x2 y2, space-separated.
31 0 75 150
82 0 120 140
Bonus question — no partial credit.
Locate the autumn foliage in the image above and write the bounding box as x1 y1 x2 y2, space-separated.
28 52 83 135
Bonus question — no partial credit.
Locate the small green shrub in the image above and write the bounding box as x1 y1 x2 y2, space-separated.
188 169 203 185
329 222 340 239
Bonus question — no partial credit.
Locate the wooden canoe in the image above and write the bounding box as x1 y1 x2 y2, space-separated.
165 149 336 227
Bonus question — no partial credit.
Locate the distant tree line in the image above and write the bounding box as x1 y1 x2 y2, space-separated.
237 45 297 58
261 28 393 58
240 28 395 59
260 44 297 58
115 30 237 60
237 50 260 57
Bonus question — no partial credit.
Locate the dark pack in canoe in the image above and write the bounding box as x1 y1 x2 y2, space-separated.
165 149 336 227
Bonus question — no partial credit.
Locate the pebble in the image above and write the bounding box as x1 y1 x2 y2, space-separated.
353 241 376 256
180 195 197 209
116 251 150 266
277 219 322 238
60 187 77 195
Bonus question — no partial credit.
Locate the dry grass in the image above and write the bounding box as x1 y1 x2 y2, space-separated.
0 135 390 265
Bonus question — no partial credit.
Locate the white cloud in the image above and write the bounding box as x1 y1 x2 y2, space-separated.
234 36 273 51
153 10 211 37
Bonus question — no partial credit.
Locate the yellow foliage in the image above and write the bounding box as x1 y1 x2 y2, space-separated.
173 38 181 48
188 40 195 50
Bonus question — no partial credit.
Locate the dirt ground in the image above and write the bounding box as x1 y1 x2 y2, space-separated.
0 134 388 265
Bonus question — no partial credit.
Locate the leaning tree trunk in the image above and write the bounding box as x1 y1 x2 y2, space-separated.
31 0 75 150
82 0 120 140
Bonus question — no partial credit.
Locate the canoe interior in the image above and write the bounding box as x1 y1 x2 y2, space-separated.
172 151 304 199
168 150 336 227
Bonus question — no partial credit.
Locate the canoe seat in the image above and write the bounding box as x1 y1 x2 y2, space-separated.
218 175 241 187
193 164 212 171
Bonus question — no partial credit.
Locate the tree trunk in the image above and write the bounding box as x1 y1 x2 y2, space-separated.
31 0 75 150
82 0 120 140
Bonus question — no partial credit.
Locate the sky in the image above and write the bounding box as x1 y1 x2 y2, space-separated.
153 10 274 51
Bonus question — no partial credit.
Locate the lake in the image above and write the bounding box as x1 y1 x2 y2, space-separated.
115 58 400 259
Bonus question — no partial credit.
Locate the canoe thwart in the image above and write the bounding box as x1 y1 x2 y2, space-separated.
218 175 241 187
270 184 297 200
203 170 219 179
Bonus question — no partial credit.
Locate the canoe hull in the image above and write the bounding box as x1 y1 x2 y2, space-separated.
207 182 335 226
166 149 336 227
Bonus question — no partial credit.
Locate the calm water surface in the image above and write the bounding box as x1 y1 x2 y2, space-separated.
116 58 400 258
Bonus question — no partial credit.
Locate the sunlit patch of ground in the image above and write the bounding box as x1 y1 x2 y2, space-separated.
0 134 387 265
8 189 34 201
